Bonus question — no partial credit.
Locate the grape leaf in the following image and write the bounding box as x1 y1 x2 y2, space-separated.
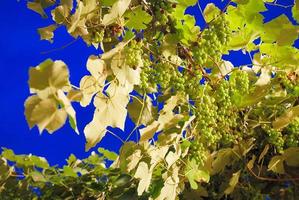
111 52 141 86
57 90 79 134
262 15 299 46
177 0 197 7
84 82 130 150
127 149 142 172
84 118 107 151
63 166 78 177
79 75 101 107
38 24 57 42
93 82 130 130
273 105 299 130
127 95 154 126
139 121 159 143
268 155 285 174
204 3 221 22
61 0 73 10
283 147 299 167
27 0 56 18
29 98 67 133
98 148 118 161
185 159 210 190
165 144 181 168
51 5 70 24
79 56 107 107
134 162 152 196
102 0 132 26
260 43 299 68
212 148 240 174
125 6 152 30
86 55 108 80
29 59 70 92
30 171 47 182
292 0 299 23
224 170 241 194
156 166 180 200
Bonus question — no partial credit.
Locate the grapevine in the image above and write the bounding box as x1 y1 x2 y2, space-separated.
2 0 299 199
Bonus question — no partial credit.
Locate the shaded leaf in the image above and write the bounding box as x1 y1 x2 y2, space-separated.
38 24 57 42
273 106 299 130
224 170 241 194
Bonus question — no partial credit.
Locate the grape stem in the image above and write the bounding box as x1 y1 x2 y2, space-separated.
198 0 233 39
177 44 211 81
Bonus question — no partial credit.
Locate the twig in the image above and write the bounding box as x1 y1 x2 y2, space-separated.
125 93 146 142
247 166 299 182
265 2 294 8
41 39 78 55
107 129 125 144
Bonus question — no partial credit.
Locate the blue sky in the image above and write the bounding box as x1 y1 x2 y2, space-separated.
0 0 296 166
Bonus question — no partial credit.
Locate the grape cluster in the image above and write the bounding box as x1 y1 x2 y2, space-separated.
193 15 230 66
284 118 299 147
148 0 176 26
140 65 154 90
171 68 185 91
262 125 284 153
92 30 104 43
140 61 187 92
195 95 220 146
184 70 203 99
154 62 172 89
230 70 250 95
215 80 239 144
125 40 143 68
188 141 207 166
276 71 299 96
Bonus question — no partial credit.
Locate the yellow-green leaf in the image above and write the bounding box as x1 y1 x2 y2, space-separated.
224 170 241 194
268 155 285 174
273 106 299 130
125 6 152 30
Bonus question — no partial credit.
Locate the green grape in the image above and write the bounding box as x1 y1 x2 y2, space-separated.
188 141 207 166
148 0 175 26
195 94 220 146
140 61 155 90
184 70 203 99
230 70 250 95
214 80 238 144
262 125 284 152
276 71 299 96
125 40 143 68
92 29 104 43
284 118 299 147
171 68 185 92
193 15 230 66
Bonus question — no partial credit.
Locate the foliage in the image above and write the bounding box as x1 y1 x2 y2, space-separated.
2 0 299 199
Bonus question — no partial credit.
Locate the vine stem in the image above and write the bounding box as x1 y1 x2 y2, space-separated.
247 166 299 182
107 129 125 144
198 0 233 38
41 38 78 55
125 93 146 142
265 2 294 8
